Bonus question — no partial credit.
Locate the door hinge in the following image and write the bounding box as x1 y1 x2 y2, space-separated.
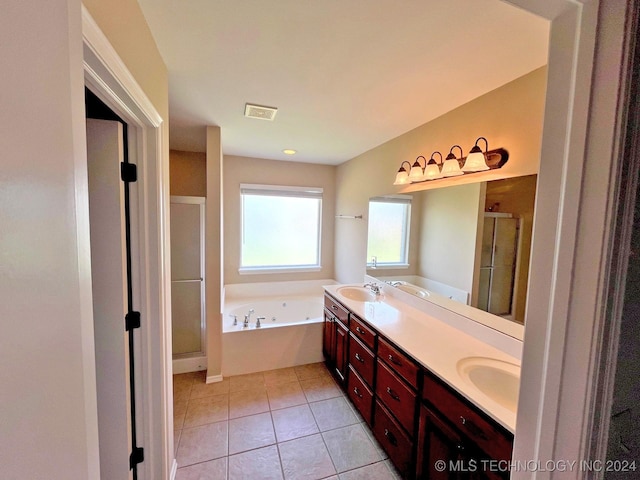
125 311 141 331
120 162 137 183
129 447 144 469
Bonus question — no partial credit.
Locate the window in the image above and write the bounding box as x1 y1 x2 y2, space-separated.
240 184 322 272
366 196 411 267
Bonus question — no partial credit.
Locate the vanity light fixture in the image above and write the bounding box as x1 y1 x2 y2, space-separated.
392 137 509 186
393 161 413 185
283 149 297 155
462 137 490 172
408 156 428 182
441 145 465 177
423 151 443 180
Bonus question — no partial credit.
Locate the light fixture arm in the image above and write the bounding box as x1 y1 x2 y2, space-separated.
399 161 412 171
429 151 443 165
474 136 489 152
447 145 464 160
414 155 427 168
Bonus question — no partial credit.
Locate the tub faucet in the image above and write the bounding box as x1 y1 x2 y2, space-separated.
256 316 265 328
230 314 238 326
243 315 249 327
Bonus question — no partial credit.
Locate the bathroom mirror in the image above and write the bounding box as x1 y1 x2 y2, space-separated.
366 175 537 330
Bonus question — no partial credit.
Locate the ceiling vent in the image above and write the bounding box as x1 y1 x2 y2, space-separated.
244 103 278 121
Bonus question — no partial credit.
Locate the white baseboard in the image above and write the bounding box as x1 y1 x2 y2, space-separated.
172 356 207 374
206 374 224 384
170 459 177 480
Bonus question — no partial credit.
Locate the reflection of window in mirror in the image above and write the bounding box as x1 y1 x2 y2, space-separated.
366 196 411 268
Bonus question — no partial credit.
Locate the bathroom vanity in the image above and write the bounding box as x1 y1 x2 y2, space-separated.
323 285 517 479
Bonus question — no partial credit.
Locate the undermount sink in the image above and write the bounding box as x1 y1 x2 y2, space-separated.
456 357 520 413
336 286 378 302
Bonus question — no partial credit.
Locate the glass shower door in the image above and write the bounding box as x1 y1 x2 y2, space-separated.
170 197 205 357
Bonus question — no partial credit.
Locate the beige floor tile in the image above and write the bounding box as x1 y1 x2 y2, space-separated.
294 362 330 381
176 421 228 467
183 394 229 428
278 434 336 480
229 412 276 455
267 381 307 411
362 424 388 460
229 371 266 392
191 378 230 399
176 457 227 480
264 367 299 386
174 381 193 405
322 424 381 473
228 444 283 480
271 404 319 442
229 387 270 419
299 376 342 403
174 372 199 387
338 461 396 480
309 397 358 432
384 460 402 479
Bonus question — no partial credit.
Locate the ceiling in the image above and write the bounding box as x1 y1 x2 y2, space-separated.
137 0 549 165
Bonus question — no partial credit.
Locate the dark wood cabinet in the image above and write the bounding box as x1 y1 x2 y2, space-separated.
322 293 513 479
323 294 349 386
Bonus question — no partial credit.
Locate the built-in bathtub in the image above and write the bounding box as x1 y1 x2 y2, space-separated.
222 279 337 376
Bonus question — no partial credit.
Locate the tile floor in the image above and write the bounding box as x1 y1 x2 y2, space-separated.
173 362 403 480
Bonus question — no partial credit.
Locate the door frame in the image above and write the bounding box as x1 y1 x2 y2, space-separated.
82 6 174 480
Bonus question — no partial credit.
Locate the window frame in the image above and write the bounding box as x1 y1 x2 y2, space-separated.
238 183 323 274
366 195 412 269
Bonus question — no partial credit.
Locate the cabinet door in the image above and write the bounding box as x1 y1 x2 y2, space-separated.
333 319 349 385
417 406 498 480
323 310 335 363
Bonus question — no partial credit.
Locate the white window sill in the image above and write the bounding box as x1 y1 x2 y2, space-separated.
366 263 410 270
239 266 322 275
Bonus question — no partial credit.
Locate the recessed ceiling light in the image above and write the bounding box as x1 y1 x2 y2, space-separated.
283 149 297 155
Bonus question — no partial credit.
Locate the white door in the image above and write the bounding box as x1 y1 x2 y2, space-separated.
86 119 133 480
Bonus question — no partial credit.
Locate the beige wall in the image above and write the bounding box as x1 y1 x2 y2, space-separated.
170 150 207 196
335 67 547 283
418 183 483 295
223 155 336 284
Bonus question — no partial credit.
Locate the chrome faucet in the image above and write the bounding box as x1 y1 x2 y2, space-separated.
256 316 265 328
229 314 238 326
364 282 381 295
243 309 255 327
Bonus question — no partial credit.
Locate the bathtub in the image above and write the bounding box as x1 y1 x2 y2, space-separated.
222 279 337 376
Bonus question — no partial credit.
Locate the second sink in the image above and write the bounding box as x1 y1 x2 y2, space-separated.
456 357 520 413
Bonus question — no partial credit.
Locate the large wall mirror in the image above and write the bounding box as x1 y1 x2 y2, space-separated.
366 175 537 336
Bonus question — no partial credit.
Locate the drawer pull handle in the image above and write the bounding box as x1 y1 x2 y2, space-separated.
356 326 366 335
354 353 365 363
384 428 398 446
459 416 489 441
387 354 402 366
353 387 363 398
386 386 400 401
331 305 338 310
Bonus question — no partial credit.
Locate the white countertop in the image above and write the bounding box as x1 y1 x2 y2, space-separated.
323 284 520 433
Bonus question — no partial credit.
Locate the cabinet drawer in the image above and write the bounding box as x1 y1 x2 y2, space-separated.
423 371 513 462
349 334 375 386
347 365 373 424
379 338 419 389
350 314 376 351
373 400 413 478
324 294 349 324
376 360 417 436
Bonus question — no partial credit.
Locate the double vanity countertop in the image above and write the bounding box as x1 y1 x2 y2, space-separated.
323 284 520 433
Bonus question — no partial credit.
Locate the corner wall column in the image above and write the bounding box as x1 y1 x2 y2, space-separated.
206 126 223 380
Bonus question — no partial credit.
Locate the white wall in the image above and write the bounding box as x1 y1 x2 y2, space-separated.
0 1 100 477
